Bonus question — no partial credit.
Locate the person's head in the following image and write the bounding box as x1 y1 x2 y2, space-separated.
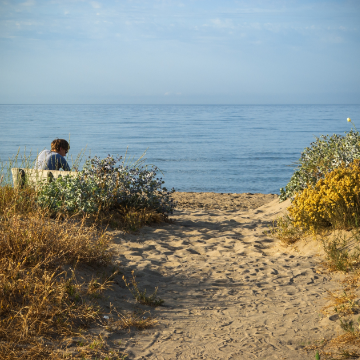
51 139 70 157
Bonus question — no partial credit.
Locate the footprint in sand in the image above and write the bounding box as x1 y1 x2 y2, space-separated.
108 194 341 360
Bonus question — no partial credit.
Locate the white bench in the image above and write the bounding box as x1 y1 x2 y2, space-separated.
11 168 78 188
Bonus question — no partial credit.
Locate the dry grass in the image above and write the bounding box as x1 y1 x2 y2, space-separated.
0 184 37 217
268 215 305 245
322 240 360 273
307 261 360 359
0 203 112 358
0 212 111 267
122 271 164 307
93 205 167 233
106 307 159 331
269 192 360 357
322 291 360 316
312 233 360 358
0 185 165 359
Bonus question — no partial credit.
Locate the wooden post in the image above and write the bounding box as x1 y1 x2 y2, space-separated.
47 171 54 183
11 168 26 188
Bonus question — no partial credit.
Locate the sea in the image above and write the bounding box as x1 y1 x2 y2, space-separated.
1 104 359 194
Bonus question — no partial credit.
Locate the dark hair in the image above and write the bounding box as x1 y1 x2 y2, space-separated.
51 139 70 152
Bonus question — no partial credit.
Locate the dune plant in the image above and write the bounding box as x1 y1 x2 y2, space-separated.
323 238 360 273
36 154 175 216
0 147 35 185
268 215 305 245
122 271 164 307
0 183 161 358
280 119 360 201
276 119 360 358
0 150 167 358
0 193 114 358
287 159 360 233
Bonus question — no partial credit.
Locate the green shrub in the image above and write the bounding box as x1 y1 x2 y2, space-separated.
288 160 360 232
280 123 360 202
36 154 175 215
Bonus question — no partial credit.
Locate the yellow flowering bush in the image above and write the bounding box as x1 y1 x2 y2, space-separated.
280 118 359 201
288 159 360 232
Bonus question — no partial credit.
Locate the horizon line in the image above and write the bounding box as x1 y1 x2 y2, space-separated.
0 103 359 106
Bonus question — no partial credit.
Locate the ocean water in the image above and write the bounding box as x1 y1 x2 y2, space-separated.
1 104 359 194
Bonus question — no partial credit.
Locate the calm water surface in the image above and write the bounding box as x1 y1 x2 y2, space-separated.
1 104 359 194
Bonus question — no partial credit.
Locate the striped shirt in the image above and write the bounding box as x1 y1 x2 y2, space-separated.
35 149 70 171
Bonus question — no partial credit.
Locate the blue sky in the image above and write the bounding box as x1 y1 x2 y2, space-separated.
0 0 359 104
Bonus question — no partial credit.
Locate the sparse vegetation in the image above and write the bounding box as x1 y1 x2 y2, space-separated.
122 271 164 307
273 119 360 357
0 192 113 358
0 150 171 359
322 234 360 273
269 215 305 245
105 308 159 331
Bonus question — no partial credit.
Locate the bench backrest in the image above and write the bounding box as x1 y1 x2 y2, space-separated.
11 168 78 188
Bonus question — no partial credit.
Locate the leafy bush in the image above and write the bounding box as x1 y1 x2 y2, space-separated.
280 126 360 202
0 152 164 357
287 160 360 232
37 155 175 215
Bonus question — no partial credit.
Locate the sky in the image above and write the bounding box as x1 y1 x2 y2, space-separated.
0 0 359 104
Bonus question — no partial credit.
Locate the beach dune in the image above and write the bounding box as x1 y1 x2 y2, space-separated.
104 192 342 359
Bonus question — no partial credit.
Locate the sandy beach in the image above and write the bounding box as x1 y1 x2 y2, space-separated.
86 192 344 359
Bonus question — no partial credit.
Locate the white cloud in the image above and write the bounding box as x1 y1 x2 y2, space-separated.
242 22 262 31
91 1 101 9
231 7 287 15
20 0 35 6
210 18 235 29
324 35 344 43
263 23 282 33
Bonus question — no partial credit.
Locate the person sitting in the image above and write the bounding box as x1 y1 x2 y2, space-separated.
35 139 71 171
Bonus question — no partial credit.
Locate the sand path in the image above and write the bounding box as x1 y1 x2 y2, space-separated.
106 193 341 360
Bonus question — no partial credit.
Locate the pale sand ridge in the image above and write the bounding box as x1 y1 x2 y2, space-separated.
105 193 342 359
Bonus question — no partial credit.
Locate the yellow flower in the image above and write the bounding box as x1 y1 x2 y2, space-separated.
347 117 352 122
